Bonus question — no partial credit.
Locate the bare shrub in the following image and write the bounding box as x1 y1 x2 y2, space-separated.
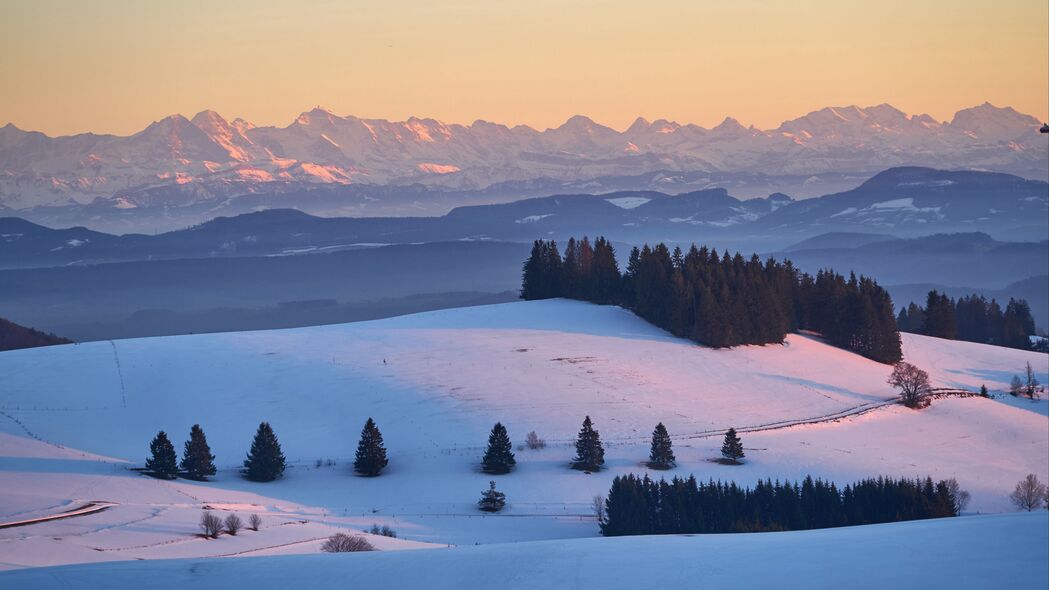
248 513 262 531
592 494 606 523
322 533 376 552
887 362 932 408
224 513 243 536
1011 474 1047 511
200 511 223 538
525 430 546 450
944 478 971 514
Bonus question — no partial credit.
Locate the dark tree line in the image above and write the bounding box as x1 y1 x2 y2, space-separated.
897 290 1039 350
522 237 902 363
600 474 959 536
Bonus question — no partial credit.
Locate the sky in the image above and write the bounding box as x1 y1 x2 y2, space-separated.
1 0 1046 137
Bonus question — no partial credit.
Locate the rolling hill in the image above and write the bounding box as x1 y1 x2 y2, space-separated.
0 300 1045 573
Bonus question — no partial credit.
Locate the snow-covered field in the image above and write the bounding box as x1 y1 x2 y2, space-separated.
3 512 1046 589
0 299 1046 578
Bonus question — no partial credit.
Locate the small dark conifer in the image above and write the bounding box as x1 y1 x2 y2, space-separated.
720 427 745 464
354 418 389 476
145 430 178 479
242 422 287 482
481 422 516 474
572 415 605 471
979 384 989 398
648 422 675 469
478 480 506 512
180 424 216 481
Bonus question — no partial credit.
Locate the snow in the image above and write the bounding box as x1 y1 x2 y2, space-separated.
2 512 1045 589
514 214 554 223
604 196 651 209
0 300 1045 572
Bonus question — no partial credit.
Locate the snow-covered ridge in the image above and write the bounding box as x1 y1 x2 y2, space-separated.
0 102 1045 210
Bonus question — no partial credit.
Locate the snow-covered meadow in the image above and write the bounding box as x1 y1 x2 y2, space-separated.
0 299 1046 576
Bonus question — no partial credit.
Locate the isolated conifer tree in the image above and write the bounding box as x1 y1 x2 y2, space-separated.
354 418 389 476
572 415 605 471
145 430 178 479
648 422 675 469
180 424 216 481
478 480 506 512
979 384 989 397
242 422 287 482
481 422 516 474
720 427 745 464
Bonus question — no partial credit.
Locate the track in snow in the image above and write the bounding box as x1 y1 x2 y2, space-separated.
0 502 117 530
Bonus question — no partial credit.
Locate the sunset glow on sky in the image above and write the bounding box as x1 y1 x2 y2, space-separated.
1 0 1046 136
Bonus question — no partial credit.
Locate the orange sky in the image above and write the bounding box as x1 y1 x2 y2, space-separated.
1 0 1046 136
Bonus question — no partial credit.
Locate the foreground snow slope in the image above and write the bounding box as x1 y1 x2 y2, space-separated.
3 512 1045 590
0 299 1046 566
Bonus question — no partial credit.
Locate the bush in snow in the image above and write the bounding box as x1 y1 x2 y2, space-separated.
354 418 389 476
248 513 262 531
888 362 932 408
571 416 605 472
224 514 243 535
1011 474 1047 511
369 524 397 537
525 431 546 450
199 511 223 538
181 424 217 481
1022 362 1041 399
145 430 179 479
481 422 516 474
1010 375 1023 396
720 427 745 464
648 422 675 469
322 533 375 552
242 421 287 482
478 480 506 512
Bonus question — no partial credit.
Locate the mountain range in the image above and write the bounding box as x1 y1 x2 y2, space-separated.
2 167 1045 268
2 103 1046 221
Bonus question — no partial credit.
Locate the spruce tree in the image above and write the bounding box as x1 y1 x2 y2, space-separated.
572 415 605 471
354 418 389 476
242 422 287 482
481 422 516 474
478 480 506 512
648 422 675 470
145 430 178 479
180 424 216 481
979 384 989 397
720 427 745 464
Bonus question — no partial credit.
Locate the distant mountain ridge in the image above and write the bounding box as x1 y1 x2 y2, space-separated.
1 102 1045 215
2 167 1045 269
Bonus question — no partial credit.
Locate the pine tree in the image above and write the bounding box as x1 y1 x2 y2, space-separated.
720 427 745 464
242 422 287 482
979 384 989 397
481 422 516 474
180 424 216 481
478 480 506 512
354 418 389 476
145 430 178 479
648 422 675 470
572 415 605 471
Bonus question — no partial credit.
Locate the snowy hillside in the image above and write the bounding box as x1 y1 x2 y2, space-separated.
3 512 1046 589
0 300 1046 571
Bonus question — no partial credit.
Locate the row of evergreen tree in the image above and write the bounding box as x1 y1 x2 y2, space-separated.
145 419 390 482
149 417 744 482
600 474 959 536
522 237 902 363
897 290 1039 350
